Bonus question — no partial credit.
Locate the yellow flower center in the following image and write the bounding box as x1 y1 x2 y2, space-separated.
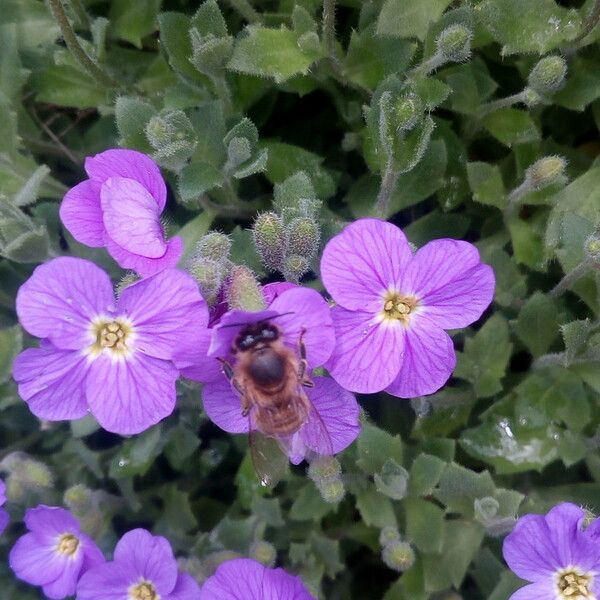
129 581 160 600
56 533 79 557
381 291 419 325
88 318 133 358
557 568 594 599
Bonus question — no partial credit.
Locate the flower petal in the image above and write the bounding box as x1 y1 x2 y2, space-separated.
24 506 80 537
326 306 404 394
117 269 208 361
106 235 183 278
13 346 90 421
168 572 202 600
76 560 137 600
16 257 115 349
0 510 8 535
113 529 178 594
321 218 412 310
385 316 456 398
502 513 560 581
509 581 556 600
85 149 167 210
262 281 298 305
101 176 166 258
402 239 494 329
86 354 178 435
202 379 248 434
41 554 84 599
59 180 105 247
302 377 360 455
269 287 335 369
173 329 222 383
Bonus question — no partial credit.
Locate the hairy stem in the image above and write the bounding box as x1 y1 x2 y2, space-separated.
375 158 399 217
69 0 90 29
550 257 596 298
322 0 337 59
47 0 121 89
412 52 446 76
480 91 528 116
224 0 261 23
504 178 533 218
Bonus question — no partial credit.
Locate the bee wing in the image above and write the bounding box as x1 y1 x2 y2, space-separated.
301 387 334 459
248 428 289 488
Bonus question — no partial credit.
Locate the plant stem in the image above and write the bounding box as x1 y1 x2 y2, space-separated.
550 257 595 298
375 157 399 217
412 51 446 76
47 0 121 89
211 75 233 116
504 178 533 218
479 91 527 115
197 194 256 219
224 0 261 23
322 0 337 59
571 0 600 47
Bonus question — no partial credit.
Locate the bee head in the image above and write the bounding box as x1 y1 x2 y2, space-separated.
235 321 280 352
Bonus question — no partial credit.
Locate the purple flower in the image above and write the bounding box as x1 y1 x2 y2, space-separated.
13 257 208 435
77 528 200 600
60 149 182 277
175 286 360 464
320 218 495 397
503 503 600 600
199 558 315 599
9 505 104 599
0 479 8 534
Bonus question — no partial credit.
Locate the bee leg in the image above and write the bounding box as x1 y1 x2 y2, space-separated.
218 357 245 396
297 328 314 388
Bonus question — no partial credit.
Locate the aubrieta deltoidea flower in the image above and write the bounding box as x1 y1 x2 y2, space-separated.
13 257 207 435
9 505 104 599
77 528 200 600
0 479 8 534
175 286 360 465
60 149 182 277
199 557 315 599
503 503 600 600
320 218 494 397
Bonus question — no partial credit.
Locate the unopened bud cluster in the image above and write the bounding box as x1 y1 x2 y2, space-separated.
225 265 266 311
308 456 345 503
145 109 197 172
252 172 321 282
436 23 472 63
187 231 232 305
0 452 53 503
249 540 277 567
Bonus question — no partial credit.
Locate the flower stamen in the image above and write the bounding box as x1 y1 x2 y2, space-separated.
557 568 594 599
88 318 134 358
381 291 419 325
56 533 79 557
129 580 160 600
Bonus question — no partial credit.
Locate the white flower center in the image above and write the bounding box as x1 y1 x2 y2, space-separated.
556 567 595 599
87 317 134 359
380 291 419 325
55 533 79 557
129 580 160 600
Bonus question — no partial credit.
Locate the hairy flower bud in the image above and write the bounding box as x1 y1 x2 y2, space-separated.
286 217 320 260
252 212 286 271
308 456 342 484
190 29 233 75
194 231 232 263
188 257 223 306
1 452 53 502
145 110 197 171
226 265 266 311
382 541 415 572
394 94 422 133
64 484 93 513
525 155 567 190
474 496 500 524
115 272 139 297
249 540 277 567
283 254 310 283
379 526 401 547
316 477 345 504
436 24 472 63
584 232 600 261
528 55 567 95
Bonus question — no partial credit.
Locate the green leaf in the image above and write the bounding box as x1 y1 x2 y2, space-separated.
482 108 539 147
467 162 506 209
515 292 559 357
454 314 513 398
507 217 546 270
374 458 409 500
110 0 161 48
290 483 335 521
377 0 454 40
441 521 485 587
0 325 21 384
440 59 498 115
228 26 320 83
478 0 581 54
434 463 496 516
555 57 600 111
109 425 165 478
480 247 527 308
408 454 446 497
178 162 224 201
115 96 156 151
356 489 397 528
404 498 445 553
176 210 216 265
357 423 404 475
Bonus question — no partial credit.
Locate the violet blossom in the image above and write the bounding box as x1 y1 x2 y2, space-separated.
175 285 360 464
13 257 207 435
76 528 200 600
320 218 495 397
199 558 315 599
503 502 600 599
60 149 182 277
9 505 104 599
0 479 8 534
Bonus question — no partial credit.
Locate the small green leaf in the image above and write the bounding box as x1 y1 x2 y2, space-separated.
356 489 397 528
178 162 224 201
434 463 496 516
404 498 445 553
408 454 446 497
115 96 156 151
357 423 404 475
482 108 539 147
515 292 559 357
377 0 454 40
467 162 506 208
0 325 21 384
110 0 161 48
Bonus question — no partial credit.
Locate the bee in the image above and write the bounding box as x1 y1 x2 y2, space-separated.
218 319 331 486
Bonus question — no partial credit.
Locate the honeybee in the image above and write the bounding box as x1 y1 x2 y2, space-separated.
218 319 331 486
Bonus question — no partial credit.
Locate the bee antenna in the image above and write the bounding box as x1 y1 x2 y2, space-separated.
218 311 295 329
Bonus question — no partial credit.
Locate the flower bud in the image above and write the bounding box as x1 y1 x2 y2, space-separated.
115 272 139 297
436 24 472 63
226 265 266 311
283 254 310 283
382 540 415 572
64 484 93 513
522 87 542 107
525 155 567 190
194 231 232 263
394 94 422 133
145 110 197 171
189 29 234 75
316 477 345 504
286 217 320 260
308 456 342 484
474 496 500 524
249 540 277 567
528 55 567 95
253 212 286 271
379 526 401 547
1 452 53 502
584 232 600 261
188 256 223 305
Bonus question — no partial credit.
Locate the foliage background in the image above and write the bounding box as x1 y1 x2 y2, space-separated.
1 0 600 598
